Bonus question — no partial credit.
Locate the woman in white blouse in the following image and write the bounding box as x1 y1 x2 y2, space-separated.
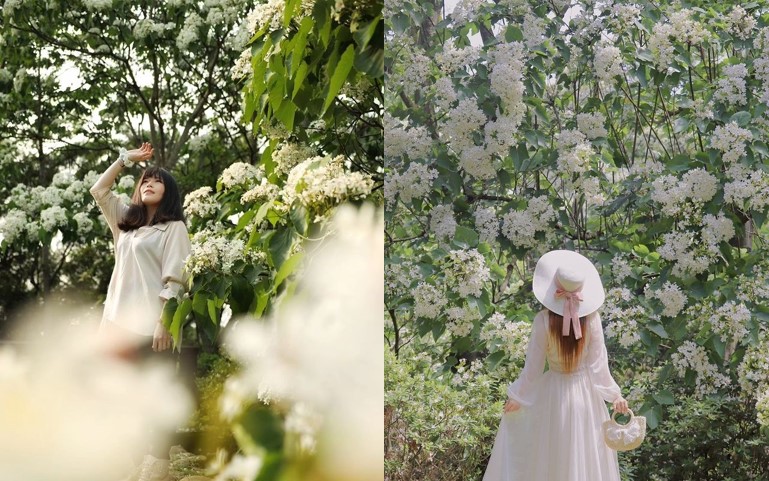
482 250 630 481
90 142 191 355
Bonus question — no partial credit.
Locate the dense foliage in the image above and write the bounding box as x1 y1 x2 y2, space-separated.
385 0 769 478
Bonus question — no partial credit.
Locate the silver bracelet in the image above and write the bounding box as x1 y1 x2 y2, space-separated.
118 147 134 168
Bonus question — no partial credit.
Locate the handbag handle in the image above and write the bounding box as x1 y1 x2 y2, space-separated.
612 409 635 424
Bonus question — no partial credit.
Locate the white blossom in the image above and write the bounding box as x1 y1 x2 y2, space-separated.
413 282 448 319
272 142 316 177
576 112 608 139
282 155 374 211
710 122 752 164
183 186 218 219
593 44 623 84
713 64 747 106
501 196 556 248
671 341 731 397
0 209 28 244
430 204 457 242
726 5 756 40
648 282 686 317
40 205 67 231
474 206 498 244
219 162 263 189
444 248 490 298
522 13 545 49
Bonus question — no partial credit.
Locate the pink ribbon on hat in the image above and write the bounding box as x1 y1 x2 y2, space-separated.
554 278 584 339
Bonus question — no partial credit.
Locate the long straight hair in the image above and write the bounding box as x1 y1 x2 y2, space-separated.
548 310 587 372
118 166 185 231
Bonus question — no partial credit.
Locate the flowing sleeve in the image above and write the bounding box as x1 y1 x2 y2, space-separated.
586 312 622 402
506 311 548 407
90 185 128 241
159 221 192 301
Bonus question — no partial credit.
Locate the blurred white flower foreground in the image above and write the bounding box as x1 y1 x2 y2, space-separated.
223 203 384 481
0 317 192 480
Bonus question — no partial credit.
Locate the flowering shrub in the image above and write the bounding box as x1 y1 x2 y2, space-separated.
386 0 769 476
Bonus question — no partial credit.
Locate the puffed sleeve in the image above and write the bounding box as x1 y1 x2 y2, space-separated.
585 312 622 402
90 185 129 242
506 310 548 407
159 221 192 301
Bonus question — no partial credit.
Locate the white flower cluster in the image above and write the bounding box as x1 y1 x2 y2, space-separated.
435 40 481 74
484 114 519 158
133 19 174 40
723 163 769 211
611 254 633 282
385 259 421 300
451 0 485 26
593 44 623 84
757 388 769 428
445 304 481 337
118 175 135 191
501 196 556 248
522 13 546 49
688 300 751 345
40 206 67 231
657 230 711 278
388 162 438 206
556 129 593 174
413 282 448 319
576 112 608 139
479 313 530 363
241 179 280 204
650 168 719 217
451 358 485 386
0 209 28 244
430 204 457 242
754 28 769 108
488 42 526 120
73 212 93 236
738 330 769 399
670 341 731 398
647 282 687 317
459 145 495 180
186 230 262 275
183 186 218 219
282 155 374 211
219 162 263 189
700 212 735 254
444 248 491 298
384 114 434 161
726 5 756 40
432 76 458 112
397 49 431 97
176 12 203 49
611 4 641 28
713 64 747 106
441 98 486 155
603 287 644 348
474 206 499 244
710 122 752 164
648 9 708 68
271 142 315 177
244 0 285 34
735 264 769 305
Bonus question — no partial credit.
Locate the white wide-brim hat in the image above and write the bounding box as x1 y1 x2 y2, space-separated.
533 250 605 317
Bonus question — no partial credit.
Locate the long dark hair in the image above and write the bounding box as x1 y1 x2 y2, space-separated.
548 310 587 373
118 166 185 231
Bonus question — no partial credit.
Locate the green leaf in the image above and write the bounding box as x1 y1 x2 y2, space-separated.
652 389 675 405
273 251 304 292
207 298 219 325
730 111 751 126
275 99 297 130
453 225 479 248
647 323 669 339
170 298 192 350
322 44 355 115
292 61 309 99
160 297 179 330
268 227 295 268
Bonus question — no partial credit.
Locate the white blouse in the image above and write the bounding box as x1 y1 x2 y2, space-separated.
91 185 191 336
507 309 622 406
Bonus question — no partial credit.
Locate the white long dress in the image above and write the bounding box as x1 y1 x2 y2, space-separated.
482 309 622 481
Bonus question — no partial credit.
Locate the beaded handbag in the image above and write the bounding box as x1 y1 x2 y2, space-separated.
602 409 646 451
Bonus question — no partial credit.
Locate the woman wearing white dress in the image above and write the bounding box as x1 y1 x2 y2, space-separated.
482 250 630 481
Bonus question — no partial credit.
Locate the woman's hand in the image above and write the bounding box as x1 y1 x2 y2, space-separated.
503 398 521 413
613 396 629 414
152 321 172 352
125 142 154 164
